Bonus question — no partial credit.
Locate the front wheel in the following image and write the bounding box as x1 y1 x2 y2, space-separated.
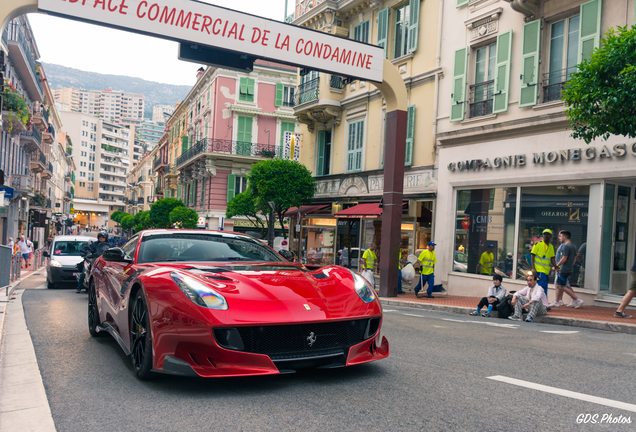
130 291 154 380
88 282 102 337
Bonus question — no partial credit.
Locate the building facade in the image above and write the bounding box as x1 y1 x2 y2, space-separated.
152 104 174 124
53 87 145 125
434 0 636 305
125 150 154 215
155 63 299 232
289 0 440 267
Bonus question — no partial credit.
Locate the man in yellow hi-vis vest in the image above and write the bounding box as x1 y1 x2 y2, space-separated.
531 229 556 296
415 241 436 298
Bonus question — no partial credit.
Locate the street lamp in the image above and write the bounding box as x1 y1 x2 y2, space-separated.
267 201 275 248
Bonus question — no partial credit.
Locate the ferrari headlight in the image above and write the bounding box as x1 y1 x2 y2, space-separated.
170 272 228 310
351 271 376 303
49 259 63 268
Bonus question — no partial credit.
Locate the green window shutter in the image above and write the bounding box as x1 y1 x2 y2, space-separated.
226 174 236 203
579 0 602 63
408 0 420 54
450 48 467 122
239 77 248 94
493 31 512 113
377 8 389 58
237 116 253 155
275 83 283 107
247 78 255 96
181 135 189 153
519 19 541 107
316 131 326 176
405 105 415 166
457 0 469 6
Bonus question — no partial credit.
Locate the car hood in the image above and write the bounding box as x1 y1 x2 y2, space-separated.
50 255 83 267
149 262 381 325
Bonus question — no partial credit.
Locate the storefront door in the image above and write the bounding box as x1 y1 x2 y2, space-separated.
601 183 635 296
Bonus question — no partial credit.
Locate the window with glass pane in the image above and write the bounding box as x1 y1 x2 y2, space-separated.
353 21 369 43
347 120 364 172
470 41 496 118
316 130 332 176
545 15 579 102
454 188 517 278
516 185 589 287
282 86 295 107
394 4 411 58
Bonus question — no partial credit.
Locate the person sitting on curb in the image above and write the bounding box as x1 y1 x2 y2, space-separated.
470 274 507 317
508 272 549 323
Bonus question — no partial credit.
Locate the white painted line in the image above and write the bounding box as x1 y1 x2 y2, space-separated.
442 318 519 329
403 313 425 318
442 318 468 323
487 376 636 413
383 309 398 313
541 330 580 334
432 325 446 329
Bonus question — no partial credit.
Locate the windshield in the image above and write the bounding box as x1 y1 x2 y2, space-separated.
52 241 91 256
137 233 282 264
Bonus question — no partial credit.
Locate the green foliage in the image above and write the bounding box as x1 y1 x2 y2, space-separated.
2 87 30 128
248 159 315 234
564 26 636 143
120 214 135 231
110 210 128 224
226 192 265 229
133 211 151 232
150 198 185 228
169 206 199 229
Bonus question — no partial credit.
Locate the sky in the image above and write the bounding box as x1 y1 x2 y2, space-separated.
28 0 290 86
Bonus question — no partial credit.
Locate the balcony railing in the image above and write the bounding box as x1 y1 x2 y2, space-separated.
176 138 277 167
3 21 44 98
8 174 33 193
47 162 53 173
468 80 495 118
296 78 320 106
542 67 577 103
19 127 42 147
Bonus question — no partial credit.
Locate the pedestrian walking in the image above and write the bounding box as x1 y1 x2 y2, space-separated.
414 241 436 298
360 244 378 287
531 229 556 296
397 247 408 294
17 235 33 269
550 230 584 308
614 254 636 318
469 274 507 317
508 273 549 323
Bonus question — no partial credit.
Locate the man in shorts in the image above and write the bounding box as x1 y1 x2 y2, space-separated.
615 254 636 318
550 230 584 308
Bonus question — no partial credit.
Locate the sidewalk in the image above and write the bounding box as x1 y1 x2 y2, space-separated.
380 293 636 335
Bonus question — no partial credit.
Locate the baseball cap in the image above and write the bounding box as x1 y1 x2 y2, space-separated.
542 229 553 235
428 241 436 246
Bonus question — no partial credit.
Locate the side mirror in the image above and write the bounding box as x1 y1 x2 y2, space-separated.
42 251 50 258
102 247 132 263
279 250 295 262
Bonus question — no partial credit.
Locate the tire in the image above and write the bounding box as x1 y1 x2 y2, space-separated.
130 290 154 380
87 282 102 338
47 279 54 289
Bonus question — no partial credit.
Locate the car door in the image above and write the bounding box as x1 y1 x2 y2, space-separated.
99 237 139 329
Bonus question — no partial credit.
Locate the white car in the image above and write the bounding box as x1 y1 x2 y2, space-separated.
44 235 94 289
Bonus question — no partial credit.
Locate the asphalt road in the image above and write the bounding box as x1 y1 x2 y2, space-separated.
20 274 636 432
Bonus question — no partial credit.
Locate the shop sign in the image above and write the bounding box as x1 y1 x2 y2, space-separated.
447 143 636 173
38 0 384 82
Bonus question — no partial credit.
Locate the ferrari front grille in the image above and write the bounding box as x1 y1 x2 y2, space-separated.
214 318 380 359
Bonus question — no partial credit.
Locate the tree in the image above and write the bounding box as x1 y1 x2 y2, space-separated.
563 26 636 143
248 159 315 243
120 214 135 232
226 191 266 230
169 206 199 229
133 210 151 232
110 210 128 224
150 198 185 228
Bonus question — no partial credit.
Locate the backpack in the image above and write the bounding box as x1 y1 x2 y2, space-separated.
496 294 514 319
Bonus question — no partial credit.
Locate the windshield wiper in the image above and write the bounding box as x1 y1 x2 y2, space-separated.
213 257 254 261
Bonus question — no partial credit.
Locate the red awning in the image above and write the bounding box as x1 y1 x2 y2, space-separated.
335 202 382 219
284 204 331 217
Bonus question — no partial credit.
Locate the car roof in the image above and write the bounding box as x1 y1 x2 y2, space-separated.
51 235 95 242
139 229 257 242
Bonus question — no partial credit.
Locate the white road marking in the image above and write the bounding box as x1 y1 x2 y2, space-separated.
541 330 579 334
383 309 398 312
442 318 519 329
432 325 446 329
487 376 636 413
403 313 425 318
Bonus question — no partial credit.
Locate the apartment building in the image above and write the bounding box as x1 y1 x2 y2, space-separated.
289 0 440 267
53 87 145 125
125 150 154 215
152 104 175 124
434 0 636 306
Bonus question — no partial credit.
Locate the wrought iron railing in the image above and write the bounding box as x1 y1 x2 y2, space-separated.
175 138 277 167
19 127 42 144
468 80 495 118
542 67 577 103
296 78 320 105
4 21 44 97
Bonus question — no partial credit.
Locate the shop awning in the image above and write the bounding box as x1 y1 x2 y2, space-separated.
284 204 331 217
335 202 383 219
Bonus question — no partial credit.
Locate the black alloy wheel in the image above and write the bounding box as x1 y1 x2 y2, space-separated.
88 282 102 337
130 291 154 380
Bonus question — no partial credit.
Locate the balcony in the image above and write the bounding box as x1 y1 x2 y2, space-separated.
294 0 327 21
64 191 72 201
3 21 43 102
294 75 343 130
31 105 49 131
41 161 53 180
175 138 277 168
29 151 46 173
542 67 576 104
468 80 495 118
8 174 33 194
19 128 42 153
42 125 55 144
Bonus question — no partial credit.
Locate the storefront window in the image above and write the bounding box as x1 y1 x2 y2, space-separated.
303 223 335 267
454 188 517 277
516 185 589 287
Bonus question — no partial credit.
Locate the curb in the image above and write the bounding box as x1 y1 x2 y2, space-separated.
380 299 636 335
